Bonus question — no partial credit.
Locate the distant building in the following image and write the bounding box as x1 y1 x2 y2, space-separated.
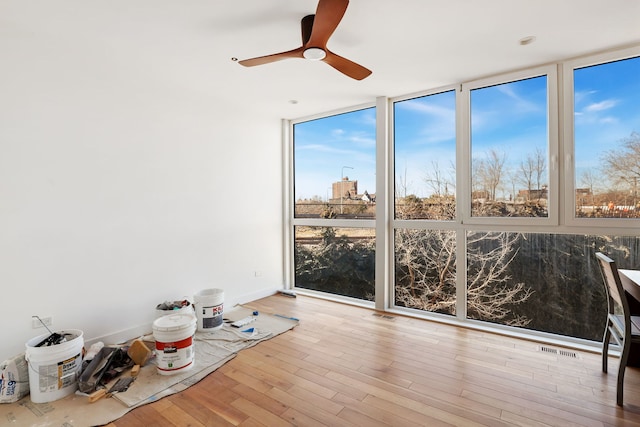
518 187 548 200
332 177 358 200
575 188 592 198
472 190 489 201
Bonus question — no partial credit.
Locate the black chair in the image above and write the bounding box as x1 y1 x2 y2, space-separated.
596 251 640 406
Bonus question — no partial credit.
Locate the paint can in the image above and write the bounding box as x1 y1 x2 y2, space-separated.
193 288 224 332
152 314 197 375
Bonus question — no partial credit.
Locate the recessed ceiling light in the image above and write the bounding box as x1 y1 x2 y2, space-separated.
519 36 536 46
289 100 299 105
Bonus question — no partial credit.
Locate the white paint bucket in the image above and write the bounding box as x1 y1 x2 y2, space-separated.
193 288 224 332
25 330 84 403
152 314 197 375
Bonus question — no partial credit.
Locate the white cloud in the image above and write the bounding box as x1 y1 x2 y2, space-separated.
599 116 618 124
400 100 455 121
348 134 376 147
397 99 456 144
584 99 619 112
574 90 597 106
495 85 541 114
296 143 351 155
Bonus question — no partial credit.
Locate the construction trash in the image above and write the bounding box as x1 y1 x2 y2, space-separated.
0 354 29 403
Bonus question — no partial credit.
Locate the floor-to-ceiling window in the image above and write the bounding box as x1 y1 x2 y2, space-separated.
393 89 458 316
288 45 640 345
458 66 561 334
292 107 376 301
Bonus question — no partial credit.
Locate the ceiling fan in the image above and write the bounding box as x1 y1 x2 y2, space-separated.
237 0 372 81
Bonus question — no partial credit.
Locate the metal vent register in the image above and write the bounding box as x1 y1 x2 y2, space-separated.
538 345 579 359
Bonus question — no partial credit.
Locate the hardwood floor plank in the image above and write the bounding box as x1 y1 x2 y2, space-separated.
280 408 330 427
158 402 207 427
220 365 276 394
337 406 396 427
251 343 329 376
180 384 248 425
230 383 289 417
296 368 369 401
333 392 449 427
499 409 554 427
166 393 236 426
227 354 296 391
461 383 615 427
231 397 293 427
265 386 358 427
116 397 174 427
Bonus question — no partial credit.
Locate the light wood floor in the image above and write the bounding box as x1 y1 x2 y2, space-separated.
108 294 640 426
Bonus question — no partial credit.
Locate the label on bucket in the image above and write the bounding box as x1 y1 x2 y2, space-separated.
200 303 223 329
155 336 194 373
37 353 81 392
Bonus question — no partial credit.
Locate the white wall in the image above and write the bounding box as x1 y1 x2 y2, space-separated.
0 23 284 362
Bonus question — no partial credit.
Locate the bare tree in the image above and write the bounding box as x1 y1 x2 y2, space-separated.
466 231 533 326
519 148 546 201
424 160 454 197
472 158 487 197
533 147 547 200
483 149 507 200
396 165 410 199
519 156 535 200
601 132 640 206
507 167 518 202
580 170 598 207
395 229 457 315
395 229 532 326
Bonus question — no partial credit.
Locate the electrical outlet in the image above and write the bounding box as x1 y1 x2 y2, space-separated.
32 316 53 329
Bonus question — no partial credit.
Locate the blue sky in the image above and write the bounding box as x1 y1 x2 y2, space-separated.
294 108 376 201
394 90 456 198
294 55 640 201
574 57 640 188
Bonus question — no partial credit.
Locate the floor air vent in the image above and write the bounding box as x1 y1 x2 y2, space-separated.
538 346 578 358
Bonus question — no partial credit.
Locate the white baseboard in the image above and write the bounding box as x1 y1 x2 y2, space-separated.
225 286 281 308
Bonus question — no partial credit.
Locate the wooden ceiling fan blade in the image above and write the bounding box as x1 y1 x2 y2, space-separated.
238 47 305 67
301 15 314 45
323 50 372 80
307 0 349 48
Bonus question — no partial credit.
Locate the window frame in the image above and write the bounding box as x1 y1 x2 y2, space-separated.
391 87 459 222
461 65 559 227
288 102 377 307
389 85 464 318
562 45 640 229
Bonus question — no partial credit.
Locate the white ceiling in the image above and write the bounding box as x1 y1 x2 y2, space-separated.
2 0 640 121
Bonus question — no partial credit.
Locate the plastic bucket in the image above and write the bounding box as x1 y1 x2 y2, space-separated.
25 329 84 403
193 288 224 332
152 314 197 375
